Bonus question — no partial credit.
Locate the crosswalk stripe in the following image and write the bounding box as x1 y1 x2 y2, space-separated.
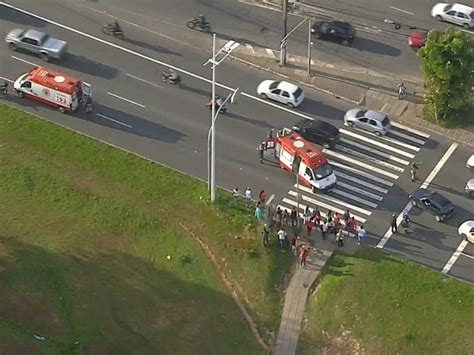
279 200 366 224
340 128 415 158
379 135 420 152
339 138 410 165
330 161 394 187
332 188 378 207
335 171 389 193
391 121 430 139
389 129 426 145
330 146 405 173
324 150 399 179
291 186 372 216
335 181 384 201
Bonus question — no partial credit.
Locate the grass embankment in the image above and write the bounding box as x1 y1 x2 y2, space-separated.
299 247 474 354
0 104 292 354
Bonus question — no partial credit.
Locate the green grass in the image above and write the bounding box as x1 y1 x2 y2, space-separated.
298 247 474 354
0 104 293 354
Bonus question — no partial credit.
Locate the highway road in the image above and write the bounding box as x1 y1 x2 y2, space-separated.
0 0 472 282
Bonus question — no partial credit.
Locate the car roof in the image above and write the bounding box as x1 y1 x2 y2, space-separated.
452 3 473 13
24 29 47 41
365 110 387 121
301 120 339 135
278 81 300 93
329 21 353 29
429 191 452 206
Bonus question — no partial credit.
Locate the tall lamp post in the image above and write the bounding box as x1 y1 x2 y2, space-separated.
204 34 240 202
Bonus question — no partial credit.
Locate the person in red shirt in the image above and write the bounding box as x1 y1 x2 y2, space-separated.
346 216 357 237
300 248 309 266
306 218 314 237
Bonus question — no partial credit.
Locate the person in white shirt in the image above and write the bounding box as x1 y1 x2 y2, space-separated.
277 228 287 251
244 187 252 206
232 187 239 204
357 225 366 246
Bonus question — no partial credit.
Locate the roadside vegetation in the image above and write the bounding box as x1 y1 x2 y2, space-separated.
419 27 474 127
0 104 293 353
298 247 474 354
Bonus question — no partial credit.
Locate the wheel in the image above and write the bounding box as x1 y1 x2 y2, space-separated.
374 131 382 137
341 39 349 46
58 106 66 113
410 199 418 207
16 90 24 98
40 53 50 62
323 142 330 149
8 42 16 51
102 26 110 35
287 102 295 108
186 21 195 29
463 23 470 29
435 15 443 21
347 121 354 128
435 215 442 222
259 93 267 99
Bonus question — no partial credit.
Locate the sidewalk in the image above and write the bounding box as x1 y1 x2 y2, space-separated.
273 227 359 355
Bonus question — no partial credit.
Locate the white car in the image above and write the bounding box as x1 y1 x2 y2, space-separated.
467 154 474 169
431 3 474 29
458 220 474 243
257 80 305 108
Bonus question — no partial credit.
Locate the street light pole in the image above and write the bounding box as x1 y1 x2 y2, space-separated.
280 0 288 66
307 19 312 74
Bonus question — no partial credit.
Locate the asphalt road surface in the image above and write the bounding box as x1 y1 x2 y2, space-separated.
0 0 472 282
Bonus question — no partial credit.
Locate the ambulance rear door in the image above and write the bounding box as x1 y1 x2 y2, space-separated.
81 81 91 99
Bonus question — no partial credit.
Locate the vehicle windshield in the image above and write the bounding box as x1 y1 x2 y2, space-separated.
269 81 279 90
294 87 303 99
312 163 333 180
381 117 390 127
356 110 367 118
443 4 452 12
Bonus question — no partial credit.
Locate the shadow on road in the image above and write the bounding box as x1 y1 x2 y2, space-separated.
62 53 120 79
0 6 46 28
122 37 182 57
297 97 346 122
226 111 273 129
179 84 210 98
352 37 401 57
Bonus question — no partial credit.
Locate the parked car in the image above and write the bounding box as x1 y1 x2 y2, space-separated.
458 220 474 243
257 80 305 108
311 21 356 45
292 119 340 149
409 188 455 222
431 3 474 29
467 154 474 169
465 178 474 196
408 31 428 51
343 109 391 136
5 28 68 61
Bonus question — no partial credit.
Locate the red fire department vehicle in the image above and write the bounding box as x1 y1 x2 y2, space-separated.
13 66 91 113
265 128 337 192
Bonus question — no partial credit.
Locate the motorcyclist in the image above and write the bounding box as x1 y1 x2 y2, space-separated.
198 13 207 28
168 69 179 82
215 95 224 108
112 19 122 34
397 82 407 99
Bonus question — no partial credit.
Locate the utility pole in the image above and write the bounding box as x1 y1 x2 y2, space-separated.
280 0 288 66
307 19 312 74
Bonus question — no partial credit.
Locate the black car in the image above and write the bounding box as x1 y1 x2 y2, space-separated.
292 119 340 149
311 21 355 45
409 188 455 222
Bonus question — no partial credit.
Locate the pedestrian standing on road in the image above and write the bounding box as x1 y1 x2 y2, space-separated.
327 218 334 237
306 217 314 237
85 95 93 114
390 214 398 233
255 203 263 221
244 187 252 206
304 206 311 223
347 216 357 237
277 227 287 251
321 220 328 241
290 206 297 227
326 209 333 222
232 187 239 204
258 190 266 205
257 141 266 163
336 228 344 247
291 235 297 255
275 206 282 229
357 225 366 246
343 209 351 224
410 161 420 182
282 209 289 226
300 248 309 267
262 224 270 248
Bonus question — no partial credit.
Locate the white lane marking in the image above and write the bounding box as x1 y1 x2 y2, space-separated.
380 134 420 151
332 188 378 208
292 184 372 216
266 193 275 206
460 252 474 260
390 6 415 15
335 171 388 193
286 192 368 222
335 181 384 201
391 121 430 139
324 150 399 179
0 2 322 124
330 160 394 186
442 239 469 274
340 138 410 165
96 113 132 128
126 73 164 89
107 92 146 108
340 128 415 158
0 76 14 83
389 130 426 145
377 142 458 248
11 55 39 67
331 145 405 172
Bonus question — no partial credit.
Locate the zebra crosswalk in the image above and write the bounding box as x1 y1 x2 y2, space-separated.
276 122 430 224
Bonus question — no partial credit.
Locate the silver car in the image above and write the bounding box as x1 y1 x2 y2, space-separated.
343 108 391 136
5 28 68 61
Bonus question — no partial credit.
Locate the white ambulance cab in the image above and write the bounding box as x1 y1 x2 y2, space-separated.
267 128 337 192
13 66 91 113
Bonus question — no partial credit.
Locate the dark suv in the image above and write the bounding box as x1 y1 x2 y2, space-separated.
311 21 355 45
292 119 340 149
409 188 455 222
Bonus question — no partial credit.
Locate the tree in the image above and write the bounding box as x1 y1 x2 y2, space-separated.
418 28 474 123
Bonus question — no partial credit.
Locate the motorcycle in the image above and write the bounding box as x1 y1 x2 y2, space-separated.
161 72 182 87
186 18 212 32
206 98 227 114
102 23 125 39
